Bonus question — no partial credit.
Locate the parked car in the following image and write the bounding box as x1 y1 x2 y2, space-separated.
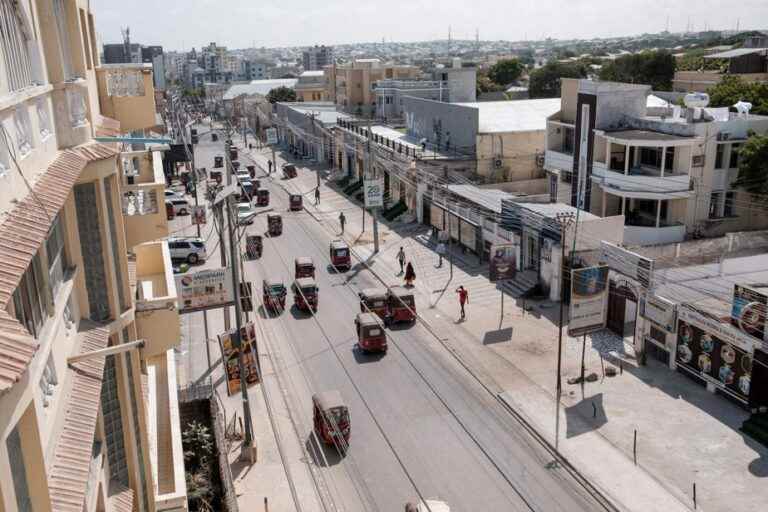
236 202 256 225
236 170 251 182
168 237 207 264
165 189 184 199
169 198 191 215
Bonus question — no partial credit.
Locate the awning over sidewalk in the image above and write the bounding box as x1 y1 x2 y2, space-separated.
48 322 110 512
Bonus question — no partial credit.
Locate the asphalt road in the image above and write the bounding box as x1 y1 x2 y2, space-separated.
177 126 609 512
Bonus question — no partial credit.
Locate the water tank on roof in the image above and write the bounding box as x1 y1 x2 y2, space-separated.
684 92 709 108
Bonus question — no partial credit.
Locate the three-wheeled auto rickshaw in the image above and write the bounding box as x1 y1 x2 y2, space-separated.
229 147 238 161
358 288 389 320
289 194 303 211
295 257 315 279
214 156 223 168
247 164 256 178
282 163 297 179
312 390 350 449
292 277 318 312
355 312 387 353
256 188 270 206
246 235 262 259
267 214 282 236
405 499 450 512
387 286 417 324
262 278 286 314
329 240 351 271
210 170 223 184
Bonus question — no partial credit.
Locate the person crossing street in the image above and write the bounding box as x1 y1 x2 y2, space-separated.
268 160 273 174
396 247 406 274
456 285 469 320
315 186 321 205
339 211 346 234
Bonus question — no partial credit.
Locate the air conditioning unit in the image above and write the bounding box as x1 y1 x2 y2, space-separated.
493 158 503 169
717 132 731 141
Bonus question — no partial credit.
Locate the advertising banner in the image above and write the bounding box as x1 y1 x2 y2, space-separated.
731 284 768 342
569 266 609 336
175 267 235 313
677 315 752 403
640 294 677 333
489 243 517 282
600 241 654 289
245 235 261 260
191 205 207 225
218 322 260 396
364 178 384 208
266 128 278 145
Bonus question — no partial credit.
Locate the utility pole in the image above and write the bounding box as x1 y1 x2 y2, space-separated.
310 112 321 189
367 121 380 253
554 211 575 452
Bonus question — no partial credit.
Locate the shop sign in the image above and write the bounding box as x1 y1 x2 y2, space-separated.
600 241 654 288
731 284 768 342
641 294 677 333
175 267 235 313
569 265 610 336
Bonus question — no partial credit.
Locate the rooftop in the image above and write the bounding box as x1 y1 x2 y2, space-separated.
704 48 768 59
514 202 601 222
456 98 561 133
446 184 517 214
222 78 298 100
300 70 325 77
281 102 350 125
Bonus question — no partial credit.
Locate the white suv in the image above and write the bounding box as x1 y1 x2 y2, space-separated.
168 237 207 264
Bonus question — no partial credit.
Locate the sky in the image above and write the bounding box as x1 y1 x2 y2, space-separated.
90 0 768 51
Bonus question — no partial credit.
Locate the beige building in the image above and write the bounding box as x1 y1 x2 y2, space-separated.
325 59 420 115
294 70 327 102
0 2 185 512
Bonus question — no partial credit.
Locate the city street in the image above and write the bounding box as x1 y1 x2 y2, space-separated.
171 126 614 511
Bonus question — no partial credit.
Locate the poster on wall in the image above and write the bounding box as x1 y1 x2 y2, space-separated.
731 284 768 342
460 219 477 251
218 322 260 396
677 316 752 403
175 267 235 313
364 178 384 208
569 265 609 336
489 243 517 282
641 294 677 333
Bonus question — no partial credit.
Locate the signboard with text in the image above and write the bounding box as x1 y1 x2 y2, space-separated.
731 284 768 342
265 128 278 145
218 322 260 396
640 294 677 333
489 243 517 282
569 266 609 337
364 178 384 208
175 267 234 313
600 241 654 289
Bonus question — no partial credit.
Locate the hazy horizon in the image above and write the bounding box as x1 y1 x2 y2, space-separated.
91 0 768 52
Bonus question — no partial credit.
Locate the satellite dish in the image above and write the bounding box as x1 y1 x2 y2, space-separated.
683 92 710 108
734 101 753 115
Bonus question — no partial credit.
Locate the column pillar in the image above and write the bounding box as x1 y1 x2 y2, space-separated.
656 200 662 228
660 146 667 177
602 190 607 217
624 145 630 175
621 196 626 215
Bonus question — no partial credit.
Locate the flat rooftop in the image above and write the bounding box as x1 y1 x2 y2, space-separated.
456 98 561 133
223 78 298 100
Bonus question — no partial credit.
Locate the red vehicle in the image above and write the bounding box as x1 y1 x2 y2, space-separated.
282 163 297 178
387 286 416 324
247 164 256 178
262 278 286 314
355 312 387 353
292 277 318 312
256 188 270 207
329 239 351 271
358 288 388 320
165 200 175 220
289 194 303 211
294 257 315 279
312 390 350 450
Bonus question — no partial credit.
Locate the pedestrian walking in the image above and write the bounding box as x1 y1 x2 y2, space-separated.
456 285 469 320
404 262 416 287
339 211 346 234
436 239 447 267
315 186 321 205
396 247 405 274
268 160 273 174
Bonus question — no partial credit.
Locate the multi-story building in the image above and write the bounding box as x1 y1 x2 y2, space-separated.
327 59 420 116
673 35 768 92
543 78 768 246
141 46 166 92
303 45 334 71
103 43 141 64
240 59 267 81
0 2 185 512
295 71 327 102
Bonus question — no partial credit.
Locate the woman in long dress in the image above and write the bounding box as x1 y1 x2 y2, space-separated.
404 262 416 287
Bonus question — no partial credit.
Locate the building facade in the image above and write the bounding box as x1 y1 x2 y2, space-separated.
295 71 327 102
302 45 334 71
327 59 420 116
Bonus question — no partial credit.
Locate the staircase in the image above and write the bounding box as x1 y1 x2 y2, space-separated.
741 412 768 449
500 270 539 298
337 175 351 189
382 201 408 221
343 180 363 196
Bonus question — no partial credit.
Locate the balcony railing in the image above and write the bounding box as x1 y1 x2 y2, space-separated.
624 224 686 246
544 149 574 173
592 163 693 199
134 241 180 357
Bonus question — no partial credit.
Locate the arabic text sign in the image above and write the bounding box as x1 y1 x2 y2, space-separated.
175 267 234 313
364 178 384 208
569 266 609 337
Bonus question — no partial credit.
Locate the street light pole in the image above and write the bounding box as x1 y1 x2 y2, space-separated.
366 120 380 253
554 212 575 453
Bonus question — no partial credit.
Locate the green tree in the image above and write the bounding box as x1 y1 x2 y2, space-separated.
676 49 727 72
598 50 676 90
708 75 768 115
476 72 504 96
734 133 768 196
266 86 297 104
488 59 524 86
183 421 213 473
528 62 588 98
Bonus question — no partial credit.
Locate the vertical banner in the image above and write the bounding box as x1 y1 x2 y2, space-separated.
218 322 260 396
571 93 596 211
364 178 384 208
266 128 278 145
245 235 262 260
569 265 609 336
489 243 517 282
191 205 207 225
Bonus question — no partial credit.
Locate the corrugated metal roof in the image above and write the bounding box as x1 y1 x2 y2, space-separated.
48 322 110 512
108 481 135 512
704 48 767 59
0 143 118 393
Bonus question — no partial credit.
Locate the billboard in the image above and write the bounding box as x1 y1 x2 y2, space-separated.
364 178 384 208
265 128 278 145
640 294 677 333
175 267 235 313
245 235 261 260
569 266 609 336
489 243 517 282
731 284 768 342
218 322 260 396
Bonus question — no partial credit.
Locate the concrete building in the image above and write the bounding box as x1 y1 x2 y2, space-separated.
303 45 334 71
295 70 327 102
222 78 298 134
275 102 349 163
673 35 768 92
240 59 267 81
326 59 420 116
0 3 185 512
543 78 768 246
103 43 141 64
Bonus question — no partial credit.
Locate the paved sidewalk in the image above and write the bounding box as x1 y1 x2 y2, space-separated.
239 139 768 512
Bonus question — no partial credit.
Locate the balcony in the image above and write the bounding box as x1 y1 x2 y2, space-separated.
544 149 574 173
624 223 686 246
96 64 158 133
121 149 169 247
132 241 180 357
592 163 693 200
146 349 187 511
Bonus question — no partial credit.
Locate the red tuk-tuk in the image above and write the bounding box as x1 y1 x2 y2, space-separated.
292 277 318 312
295 257 315 279
289 194 303 211
387 286 417 324
358 288 388 320
267 214 282 236
312 390 350 449
247 164 256 178
256 188 270 206
282 163 297 178
165 199 175 220
329 240 351 271
214 156 223 168
262 278 286 314
210 170 223 184
355 313 387 353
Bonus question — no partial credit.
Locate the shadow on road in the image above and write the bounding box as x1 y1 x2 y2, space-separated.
306 433 345 467
351 345 386 364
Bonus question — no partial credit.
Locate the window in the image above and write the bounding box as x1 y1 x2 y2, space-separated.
640 147 663 168
11 254 50 336
66 87 87 126
715 144 724 169
52 0 74 80
709 191 723 219
87 13 98 67
78 9 91 70
0 0 34 92
36 99 51 140
101 354 128 486
6 425 32 512
39 352 58 407
729 143 741 169
13 106 32 156
563 126 575 154
46 212 68 297
724 191 736 217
